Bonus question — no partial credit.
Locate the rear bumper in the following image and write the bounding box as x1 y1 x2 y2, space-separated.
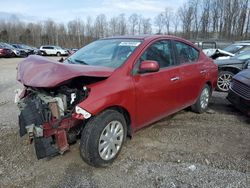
227 89 250 116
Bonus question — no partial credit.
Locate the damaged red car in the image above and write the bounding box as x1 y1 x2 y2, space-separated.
16 35 218 167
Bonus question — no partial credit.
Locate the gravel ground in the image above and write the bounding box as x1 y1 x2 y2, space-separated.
0 57 249 188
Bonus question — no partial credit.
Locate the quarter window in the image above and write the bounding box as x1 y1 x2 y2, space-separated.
174 41 199 64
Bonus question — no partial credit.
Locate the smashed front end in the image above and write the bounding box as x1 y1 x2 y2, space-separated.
17 86 88 159
16 56 113 159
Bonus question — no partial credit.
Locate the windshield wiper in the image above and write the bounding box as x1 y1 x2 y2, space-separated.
75 59 88 65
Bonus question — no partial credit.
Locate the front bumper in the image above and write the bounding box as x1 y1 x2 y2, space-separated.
19 112 82 159
227 89 250 116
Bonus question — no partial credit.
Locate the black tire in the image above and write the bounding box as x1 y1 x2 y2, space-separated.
217 71 235 92
191 84 211 113
80 110 127 167
56 52 61 57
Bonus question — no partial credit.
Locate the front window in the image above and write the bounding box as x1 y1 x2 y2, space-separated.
65 39 142 68
140 40 174 68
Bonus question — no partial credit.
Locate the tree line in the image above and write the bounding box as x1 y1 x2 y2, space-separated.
0 0 250 48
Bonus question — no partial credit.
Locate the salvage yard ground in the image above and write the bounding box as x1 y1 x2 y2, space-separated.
0 57 250 187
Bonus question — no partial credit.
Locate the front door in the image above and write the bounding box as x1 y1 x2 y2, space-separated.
133 40 182 129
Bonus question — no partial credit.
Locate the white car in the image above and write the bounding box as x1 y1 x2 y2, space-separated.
40 45 68 56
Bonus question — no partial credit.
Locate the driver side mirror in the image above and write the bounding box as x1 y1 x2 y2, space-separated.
139 60 160 73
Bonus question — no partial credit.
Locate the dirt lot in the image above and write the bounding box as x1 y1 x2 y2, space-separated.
0 57 249 188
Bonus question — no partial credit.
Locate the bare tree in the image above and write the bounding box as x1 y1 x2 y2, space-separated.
118 14 127 35
172 12 180 35
200 0 211 38
141 18 152 34
94 14 107 38
129 14 138 35
109 16 119 36
1 2 250 47
154 13 165 34
164 7 173 34
179 2 194 38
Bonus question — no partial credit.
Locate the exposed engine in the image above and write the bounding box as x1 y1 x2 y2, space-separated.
18 85 88 137
16 84 89 159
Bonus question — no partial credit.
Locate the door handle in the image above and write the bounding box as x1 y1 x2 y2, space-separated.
170 77 180 81
200 70 206 74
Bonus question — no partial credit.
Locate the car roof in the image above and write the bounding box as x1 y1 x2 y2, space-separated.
231 43 250 46
104 35 184 41
41 45 60 47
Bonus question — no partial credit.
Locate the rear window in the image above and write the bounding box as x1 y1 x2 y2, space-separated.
43 46 54 49
174 41 199 64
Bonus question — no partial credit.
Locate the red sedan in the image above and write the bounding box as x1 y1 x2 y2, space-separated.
0 44 14 57
16 35 218 167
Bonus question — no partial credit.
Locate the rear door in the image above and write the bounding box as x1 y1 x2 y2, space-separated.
173 40 206 107
133 40 183 128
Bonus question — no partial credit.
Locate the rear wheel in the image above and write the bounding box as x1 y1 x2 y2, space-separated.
191 84 211 113
217 71 234 92
80 110 127 167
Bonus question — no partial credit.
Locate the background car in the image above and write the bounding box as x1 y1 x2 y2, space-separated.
0 43 15 58
223 42 250 55
227 69 250 116
0 42 27 57
12 43 37 56
40 45 68 56
215 51 250 92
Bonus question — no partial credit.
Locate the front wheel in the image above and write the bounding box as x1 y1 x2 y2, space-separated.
191 84 211 113
80 110 127 167
56 52 61 56
217 71 234 92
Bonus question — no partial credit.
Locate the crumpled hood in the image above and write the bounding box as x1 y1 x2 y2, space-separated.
17 55 115 88
215 58 242 66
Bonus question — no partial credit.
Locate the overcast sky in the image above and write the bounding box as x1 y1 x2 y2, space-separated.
0 0 186 23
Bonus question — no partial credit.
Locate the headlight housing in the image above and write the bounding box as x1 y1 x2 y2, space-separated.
75 106 91 119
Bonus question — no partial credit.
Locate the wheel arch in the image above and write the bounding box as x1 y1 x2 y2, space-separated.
205 81 212 93
218 66 241 74
99 105 132 138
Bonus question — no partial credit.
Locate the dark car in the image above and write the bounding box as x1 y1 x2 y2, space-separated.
215 51 250 92
227 69 250 116
0 42 27 57
12 44 37 56
223 42 250 55
0 43 14 57
16 35 218 167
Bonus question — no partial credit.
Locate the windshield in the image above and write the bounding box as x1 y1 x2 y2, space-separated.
2 43 15 49
223 44 243 54
65 39 142 68
234 51 250 60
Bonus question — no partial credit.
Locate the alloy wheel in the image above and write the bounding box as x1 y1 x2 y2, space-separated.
217 73 233 92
